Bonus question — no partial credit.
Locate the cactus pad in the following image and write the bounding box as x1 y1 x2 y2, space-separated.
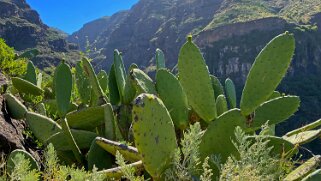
156 69 189 130
108 64 121 105
26 112 62 143
216 94 228 116
87 140 113 170
7 149 39 174
156 48 166 70
97 70 108 93
75 62 92 104
61 106 105 130
4 93 28 119
199 109 247 162
132 93 177 178
249 96 300 131
210 75 224 99
46 129 98 151
178 36 216 122
302 169 321 181
225 78 237 108
283 129 321 145
284 155 321 181
286 119 321 137
12 77 43 96
130 68 157 95
96 137 140 162
24 61 37 85
114 50 127 102
240 32 295 116
54 61 72 117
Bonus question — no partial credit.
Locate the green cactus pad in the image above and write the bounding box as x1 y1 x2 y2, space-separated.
283 129 321 145
75 62 92 104
59 106 105 130
24 61 37 85
249 96 300 131
156 48 166 70
247 136 297 157
26 112 62 143
117 105 132 139
82 57 106 105
132 93 177 178
97 70 108 93
114 50 127 102
240 32 295 116
46 129 98 151
156 69 189 130
96 137 140 162
87 140 113 170
286 119 321 137
108 64 121 105
178 37 216 122
7 149 40 174
12 77 44 96
4 93 28 119
130 68 157 95
97 161 143 179
302 169 321 181
199 109 247 162
54 61 72 117
36 103 46 116
216 94 228 116
103 104 116 140
210 75 224 99
284 155 321 181
225 78 237 108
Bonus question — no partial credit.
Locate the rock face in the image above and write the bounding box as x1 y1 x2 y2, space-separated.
0 0 80 68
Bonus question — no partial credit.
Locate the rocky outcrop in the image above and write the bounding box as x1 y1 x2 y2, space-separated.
0 0 80 68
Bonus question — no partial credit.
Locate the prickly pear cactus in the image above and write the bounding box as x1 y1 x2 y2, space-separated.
156 69 189 130
24 61 37 85
210 75 224 99
283 129 321 145
96 137 140 162
108 64 121 105
54 61 72 117
130 68 157 95
63 106 105 130
240 32 295 116
82 57 107 105
302 169 321 181
12 77 44 96
249 96 300 131
178 35 216 122
132 93 177 179
97 70 108 93
199 109 247 163
37 73 42 88
103 104 116 140
47 129 97 151
216 94 228 116
114 50 127 102
87 140 113 170
4 93 28 119
284 155 321 181
117 105 132 139
225 78 236 108
75 62 91 104
286 119 321 137
7 149 40 174
26 112 62 143
156 48 165 70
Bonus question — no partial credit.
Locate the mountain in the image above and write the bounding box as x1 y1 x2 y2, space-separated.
0 0 80 68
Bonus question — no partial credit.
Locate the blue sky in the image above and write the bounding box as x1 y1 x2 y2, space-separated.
26 0 138 34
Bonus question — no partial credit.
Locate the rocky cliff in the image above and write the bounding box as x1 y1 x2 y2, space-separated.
0 0 80 68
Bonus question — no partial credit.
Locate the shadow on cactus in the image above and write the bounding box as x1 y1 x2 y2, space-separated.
2 32 321 180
